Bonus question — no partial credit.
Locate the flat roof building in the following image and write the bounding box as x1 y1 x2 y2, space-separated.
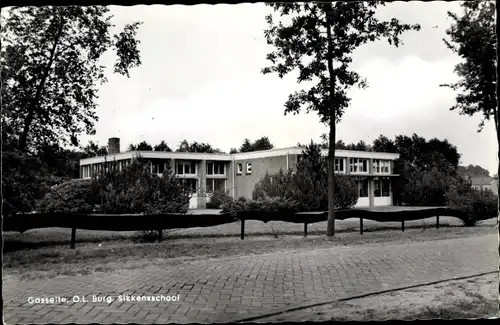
79 138 400 209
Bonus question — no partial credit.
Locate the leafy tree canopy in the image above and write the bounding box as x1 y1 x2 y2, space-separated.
1 6 142 153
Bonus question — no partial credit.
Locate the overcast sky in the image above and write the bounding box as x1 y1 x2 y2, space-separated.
83 2 497 174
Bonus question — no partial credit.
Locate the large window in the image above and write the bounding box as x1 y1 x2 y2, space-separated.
206 178 226 193
237 163 243 175
358 179 369 198
181 178 197 193
374 179 391 197
206 162 225 175
152 159 167 174
176 161 197 175
350 158 368 173
373 159 390 174
246 162 252 174
335 158 345 172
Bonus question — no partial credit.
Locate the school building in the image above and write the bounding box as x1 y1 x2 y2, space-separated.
79 138 400 209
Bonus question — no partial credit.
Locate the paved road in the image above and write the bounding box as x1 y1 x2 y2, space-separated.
3 233 497 324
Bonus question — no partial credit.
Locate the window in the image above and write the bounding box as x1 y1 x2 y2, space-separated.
374 179 391 197
246 162 252 174
151 160 166 174
358 179 369 198
237 163 243 175
350 158 368 173
374 179 381 197
176 161 197 175
206 178 226 193
334 158 344 172
381 179 390 196
373 159 390 174
206 162 225 175
181 178 197 193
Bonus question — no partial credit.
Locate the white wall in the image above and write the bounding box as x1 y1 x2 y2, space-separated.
189 194 198 209
355 197 370 208
374 196 392 206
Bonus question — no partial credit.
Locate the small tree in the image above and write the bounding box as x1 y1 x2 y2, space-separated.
262 2 420 238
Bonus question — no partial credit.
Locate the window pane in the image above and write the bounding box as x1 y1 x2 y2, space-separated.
206 179 214 193
237 163 242 173
191 162 196 174
220 163 225 175
214 179 225 192
158 161 165 173
382 179 390 196
362 160 367 172
207 162 213 175
359 180 368 197
374 180 381 197
177 163 183 174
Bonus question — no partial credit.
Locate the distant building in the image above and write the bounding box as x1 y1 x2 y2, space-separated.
469 176 498 195
79 138 400 209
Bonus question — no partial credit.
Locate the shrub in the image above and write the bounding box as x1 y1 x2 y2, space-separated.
206 189 232 209
446 178 498 226
251 141 358 211
36 179 95 213
91 157 191 214
221 196 300 215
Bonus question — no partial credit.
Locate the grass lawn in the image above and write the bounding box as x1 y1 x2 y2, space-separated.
3 217 497 281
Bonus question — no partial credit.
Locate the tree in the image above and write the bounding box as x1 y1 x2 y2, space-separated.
128 141 153 151
457 164 490 177
372 135 397 153
229 148 238 154
441 1 498 192
239 139 253 153
1 6 142 153
239 137 274 152
82 140 108 157
176 140 223 153
153 140 172 152
262 2 419 238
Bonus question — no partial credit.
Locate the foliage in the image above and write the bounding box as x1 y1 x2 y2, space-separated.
239 137 274 153
252 141 358 211
176 139 223 153
1 6 142 153
262 2 420 235
206 190 233 209
457 164 491 177
128 141 153 151
81 141 108 157
446 177 498 226
36 179 95 213
442 1 497 133
153 140 172 152
221 196 300 215
90 156 191 214
371 133 461 206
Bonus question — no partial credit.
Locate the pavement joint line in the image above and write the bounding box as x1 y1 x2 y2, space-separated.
234 270 499 323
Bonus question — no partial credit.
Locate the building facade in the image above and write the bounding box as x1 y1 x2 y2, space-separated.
79 138 400 209
469 176 499 195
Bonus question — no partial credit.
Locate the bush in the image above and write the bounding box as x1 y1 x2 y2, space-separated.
399 166 453 207
36 179 95 213
221 196 300 215
91 157 191 214
206 189 232 209
446 178 498 226
252 141 358 211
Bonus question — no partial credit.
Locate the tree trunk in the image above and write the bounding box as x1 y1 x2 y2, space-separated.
18 10 65 152
493 105 500 221
326 14 336 239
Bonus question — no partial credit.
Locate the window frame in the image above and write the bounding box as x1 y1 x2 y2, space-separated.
350 158 369 173
246 162 252 174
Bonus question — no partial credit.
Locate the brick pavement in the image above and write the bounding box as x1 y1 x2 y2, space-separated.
3 233 497 323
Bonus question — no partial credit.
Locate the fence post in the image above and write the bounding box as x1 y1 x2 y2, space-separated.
70 227 76 249
436 216 440 229
401 220 405 232
304 222 308 238
240 218 245 240
360 217 363 235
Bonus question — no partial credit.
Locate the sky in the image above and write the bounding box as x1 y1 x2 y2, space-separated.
81 2 497 174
